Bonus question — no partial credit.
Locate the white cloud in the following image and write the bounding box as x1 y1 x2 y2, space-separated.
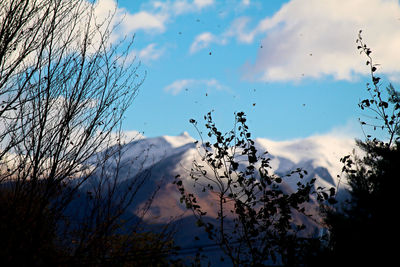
164 78 229 95
93 0 118 19
94 0 215 41
190 32 215 53
126 43 165 64
188 16 258 53
121 11 167 33
89 0 168 45
194 0 214 8
242 0 250 6
164 79 196 95
148 0 214 16
204 78 229 91
139 43 165 62
96 0 168 35
243 0 400 82
190 32 227 53
224 17 255 44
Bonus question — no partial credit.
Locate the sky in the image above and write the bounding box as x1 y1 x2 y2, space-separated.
95 0 400 141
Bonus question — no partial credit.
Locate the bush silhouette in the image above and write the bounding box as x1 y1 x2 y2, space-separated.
176 112 332 266
319 31 400 266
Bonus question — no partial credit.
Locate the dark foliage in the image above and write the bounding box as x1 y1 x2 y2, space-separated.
0 1 177 265
0 182 62 266
176 111 332 266
320 141 400 266
319 31 400 266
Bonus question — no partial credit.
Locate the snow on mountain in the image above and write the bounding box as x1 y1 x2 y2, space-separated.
93 132 196 181
255 135 356 191
82 131 357 227
111 132 356 223
78 131 358 262
163 131 195 148
121 132 194 165
255 135 355 178
116 132 357 193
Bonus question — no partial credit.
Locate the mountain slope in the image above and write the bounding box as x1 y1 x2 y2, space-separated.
75 132 356 264
111 132 355 223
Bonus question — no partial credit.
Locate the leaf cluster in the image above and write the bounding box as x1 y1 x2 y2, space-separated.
319 31 400 266
356 30 400 146
175 111 331 266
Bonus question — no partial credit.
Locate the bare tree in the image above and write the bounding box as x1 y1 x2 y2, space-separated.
1 0 140 183
0 1 175 265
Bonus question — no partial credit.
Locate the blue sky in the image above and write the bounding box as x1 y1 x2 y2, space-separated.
95 0 400 140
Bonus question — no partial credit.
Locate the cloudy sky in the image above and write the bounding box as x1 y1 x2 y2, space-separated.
96 0 400 140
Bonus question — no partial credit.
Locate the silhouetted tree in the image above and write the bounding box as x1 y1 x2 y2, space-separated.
0 1 176 265
319 30 400 267
175 112 332 266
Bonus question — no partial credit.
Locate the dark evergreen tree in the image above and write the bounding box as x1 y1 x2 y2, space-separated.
319 31 400 266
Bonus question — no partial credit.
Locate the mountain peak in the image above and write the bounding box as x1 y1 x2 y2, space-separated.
179 131 191 138
162 132 195 148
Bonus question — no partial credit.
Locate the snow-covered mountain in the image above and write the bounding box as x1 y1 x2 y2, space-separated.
255 135 355 193
108 132 356 224
80 132 357 264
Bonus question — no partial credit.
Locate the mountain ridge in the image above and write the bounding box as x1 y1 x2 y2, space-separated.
111 132 356 224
